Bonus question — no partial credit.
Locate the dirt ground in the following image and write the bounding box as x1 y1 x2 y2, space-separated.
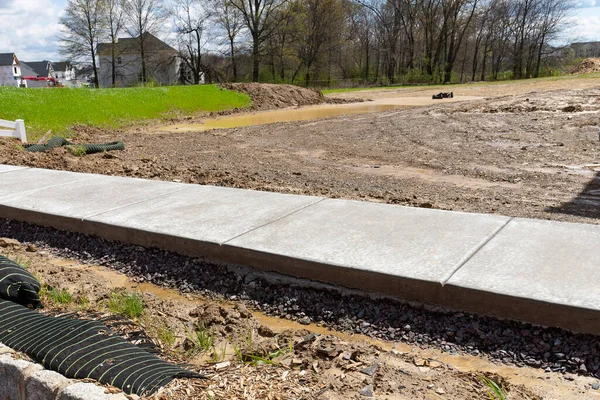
2 78 600 224
3 237 600 400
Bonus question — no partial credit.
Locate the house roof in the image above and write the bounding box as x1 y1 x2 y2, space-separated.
98 33 177 55
20 62 38 77
77 65 94 75
22 61 53 77
0 53 17 67
52 62 72 72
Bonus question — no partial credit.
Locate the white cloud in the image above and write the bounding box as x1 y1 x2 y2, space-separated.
0 0 62 61
576 0 600 7
570 7 600 42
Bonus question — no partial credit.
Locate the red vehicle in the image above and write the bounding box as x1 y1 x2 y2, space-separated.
20 76 57 87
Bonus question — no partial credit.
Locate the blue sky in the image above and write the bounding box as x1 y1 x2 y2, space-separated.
0 0 599 61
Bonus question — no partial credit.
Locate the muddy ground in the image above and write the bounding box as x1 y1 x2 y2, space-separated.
3 236 600 399
2 83 600 224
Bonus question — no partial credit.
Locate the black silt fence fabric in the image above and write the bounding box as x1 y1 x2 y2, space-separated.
0 299 201 396
24 137 124 154
0 256 42 308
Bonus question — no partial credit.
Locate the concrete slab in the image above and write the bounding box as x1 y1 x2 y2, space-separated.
0 165 28 174
447 218 600 312
0 168 94 199
3 165 600 334
87 185 323 245
0 173 187 218
226 199 510 286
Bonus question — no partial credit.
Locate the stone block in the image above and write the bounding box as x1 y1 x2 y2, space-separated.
59 382 113 400
26 369 72 400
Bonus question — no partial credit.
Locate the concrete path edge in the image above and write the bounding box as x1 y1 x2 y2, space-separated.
1 166 600 335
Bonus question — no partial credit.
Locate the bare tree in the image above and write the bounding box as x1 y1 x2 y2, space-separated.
209 0 245 81
290 0 347 86
441 0 479 83
532 0 575 77
86 0 576 85
101 0 126 86
59 0 103 87
123 0 167 84
230 0 289 82
172 0 209 84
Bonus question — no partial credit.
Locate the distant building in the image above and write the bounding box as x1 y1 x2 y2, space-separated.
0 53 22 87
52 62 77 87
76 64 96 87
97 33 181 88
571 42 600 59
23 61 55 86
20 62 47 88
21 61 80 87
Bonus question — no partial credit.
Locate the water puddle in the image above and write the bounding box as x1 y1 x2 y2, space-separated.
50 259 192 304
160 96 481 133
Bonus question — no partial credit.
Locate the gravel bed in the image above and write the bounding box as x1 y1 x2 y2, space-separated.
1 218 599 379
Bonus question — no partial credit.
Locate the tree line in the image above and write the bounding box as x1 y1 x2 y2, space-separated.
59 0 576 88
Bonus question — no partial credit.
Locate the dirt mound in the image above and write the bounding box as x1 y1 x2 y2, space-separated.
569 58 600 75
220 83 325 110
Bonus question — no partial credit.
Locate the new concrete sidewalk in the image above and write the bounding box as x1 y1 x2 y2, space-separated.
1 165 599 334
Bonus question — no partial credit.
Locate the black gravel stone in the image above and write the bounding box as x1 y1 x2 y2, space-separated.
1 218 600 379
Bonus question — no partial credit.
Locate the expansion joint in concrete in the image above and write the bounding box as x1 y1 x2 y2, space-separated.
441 217 514 286
220 198 327 245
82 186 192 220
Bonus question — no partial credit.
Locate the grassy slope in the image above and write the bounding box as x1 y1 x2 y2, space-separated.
0 85 251 141
322 73 600 94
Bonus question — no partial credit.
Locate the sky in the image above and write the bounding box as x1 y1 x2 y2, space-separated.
0 0 600 62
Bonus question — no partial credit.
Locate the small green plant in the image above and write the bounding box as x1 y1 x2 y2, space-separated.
480 376 508 400
48 288 74 304
107 291 144 319
211 342 228 362
186 325 215 356
75 286 90 310
11 256 30 269
232 335 292 366
156 323 177 348
66 145 87 157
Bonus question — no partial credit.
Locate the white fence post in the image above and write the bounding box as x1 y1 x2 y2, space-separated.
15 120 27 143
0 119 27 143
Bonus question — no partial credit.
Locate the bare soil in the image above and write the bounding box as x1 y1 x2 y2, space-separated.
220 82 326 110
569 59 600 75
2 82 600 224
4 237 599 400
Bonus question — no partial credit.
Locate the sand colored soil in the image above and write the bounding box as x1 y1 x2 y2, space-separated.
220 82 325 109
569 58 600 75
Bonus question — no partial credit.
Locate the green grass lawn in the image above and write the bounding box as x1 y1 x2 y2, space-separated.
0 85 251 141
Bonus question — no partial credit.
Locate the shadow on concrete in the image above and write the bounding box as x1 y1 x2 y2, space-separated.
546 171 600 220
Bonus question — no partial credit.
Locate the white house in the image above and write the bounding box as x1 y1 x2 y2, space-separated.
0 53 22 87
52 62 77 87
97 33 181 88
